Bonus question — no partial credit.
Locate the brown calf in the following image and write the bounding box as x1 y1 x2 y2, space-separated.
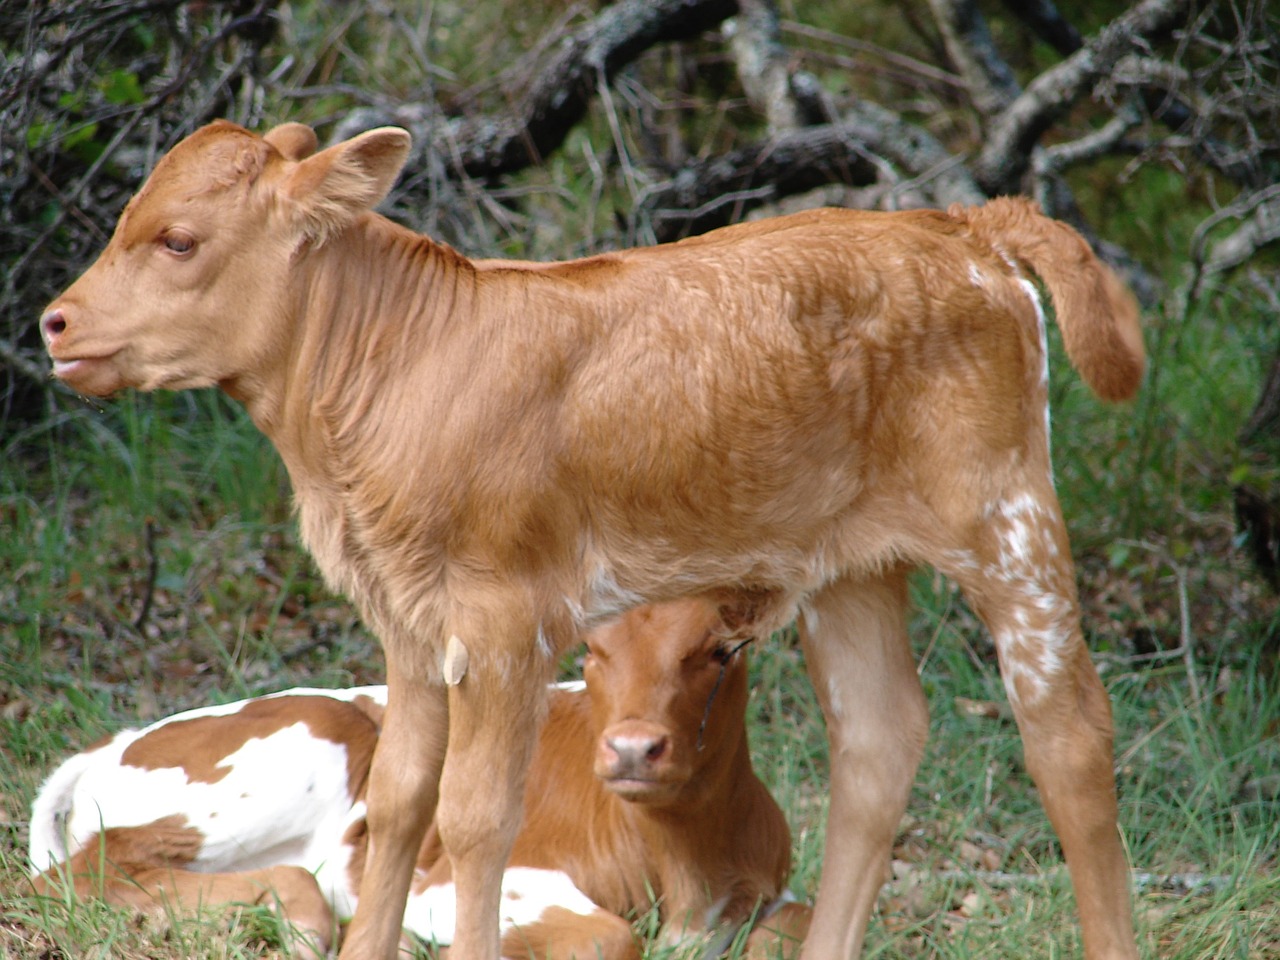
40 120 1145 960
29 600 806 959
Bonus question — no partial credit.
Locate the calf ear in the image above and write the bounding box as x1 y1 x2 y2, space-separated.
279 127 412 243
264 122 319 161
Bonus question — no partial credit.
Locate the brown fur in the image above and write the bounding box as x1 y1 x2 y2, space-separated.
41 119 1145 960
28 817 334 960
120 695 380 793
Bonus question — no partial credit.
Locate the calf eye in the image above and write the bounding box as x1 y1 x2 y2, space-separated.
710 637 752 666
162 230 196 256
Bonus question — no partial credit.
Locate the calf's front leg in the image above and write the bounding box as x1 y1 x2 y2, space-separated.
341 660 449 960
436 628 555 960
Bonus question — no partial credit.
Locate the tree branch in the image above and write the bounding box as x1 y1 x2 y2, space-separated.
728 0 829 133
443 0 738 179
637 101 987 242
1190 185 1280 300
927 0 1020 117
972 0 1192 194
637 121 882 242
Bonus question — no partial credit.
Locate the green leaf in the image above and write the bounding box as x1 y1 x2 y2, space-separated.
100 69 144 106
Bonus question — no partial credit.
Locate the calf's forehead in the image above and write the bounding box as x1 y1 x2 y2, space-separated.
591 599 720 663
115 125 271 245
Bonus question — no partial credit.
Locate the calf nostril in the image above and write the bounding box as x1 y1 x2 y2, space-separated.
644 737 668 762
42 309 67 340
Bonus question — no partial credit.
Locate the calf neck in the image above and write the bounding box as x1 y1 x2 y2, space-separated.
41 120 1145 960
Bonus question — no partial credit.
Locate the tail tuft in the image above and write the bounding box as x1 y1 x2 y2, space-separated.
28 750 95 874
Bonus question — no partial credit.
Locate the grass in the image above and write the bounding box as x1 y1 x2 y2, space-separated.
2 3 1278 956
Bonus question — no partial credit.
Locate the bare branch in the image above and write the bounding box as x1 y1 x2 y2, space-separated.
841 100 985 208
637 101 987 242
727 0 826 133
972 0 1193 194
1033 99 1145 178
1190 184 1280 299
781 19 967 94
445 0 737 178
927 0 1020 117
637 121 882 242
0 336 49 387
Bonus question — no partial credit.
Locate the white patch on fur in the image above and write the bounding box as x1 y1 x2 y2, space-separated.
800 604 820 637
983 494 1075 706
28 744 109 871
64 723 355 872
535 622 554 659
824 675 845 721
968 262 987 288
312 800 368 919
402 867 599 946
1016 276 1054 470
572 563 645 627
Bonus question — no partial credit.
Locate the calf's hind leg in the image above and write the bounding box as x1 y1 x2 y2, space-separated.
948 490 1137 960
32 835 334 960
796 569 928 960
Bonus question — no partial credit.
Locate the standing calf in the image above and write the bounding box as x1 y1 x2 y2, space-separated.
29 599 807 959
40 119 1145 960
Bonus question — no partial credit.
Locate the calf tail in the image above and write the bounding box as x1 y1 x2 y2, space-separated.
954 197 1146 403
28 751 94 874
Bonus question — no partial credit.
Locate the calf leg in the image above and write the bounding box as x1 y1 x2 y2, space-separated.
796 570 928 960
137 864 336 959
499 906 640 960
436 621 555 960
947 490 1137 960
32 838 334 959
342 659 450 960
744 901 811 960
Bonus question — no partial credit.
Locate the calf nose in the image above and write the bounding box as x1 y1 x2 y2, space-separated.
41 308 67 344
601 728 670 776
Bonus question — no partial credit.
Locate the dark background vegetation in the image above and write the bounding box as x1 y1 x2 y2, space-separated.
1 1 1278 957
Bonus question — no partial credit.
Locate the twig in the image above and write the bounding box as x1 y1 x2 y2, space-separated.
886 867 1236 896
1175 564 1201 709
0 335 49 387
926 0 1021 117
134 518 159 634
780 19 966 90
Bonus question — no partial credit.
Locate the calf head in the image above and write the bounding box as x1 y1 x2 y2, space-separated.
585 597 755 806
39 121 410 398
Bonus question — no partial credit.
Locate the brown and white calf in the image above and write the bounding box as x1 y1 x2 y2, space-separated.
28 599 807 960
40 120 1146 960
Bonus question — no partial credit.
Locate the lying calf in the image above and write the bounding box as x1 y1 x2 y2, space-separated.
28 599 809 959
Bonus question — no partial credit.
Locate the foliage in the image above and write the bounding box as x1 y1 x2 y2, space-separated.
2 0 1279 957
